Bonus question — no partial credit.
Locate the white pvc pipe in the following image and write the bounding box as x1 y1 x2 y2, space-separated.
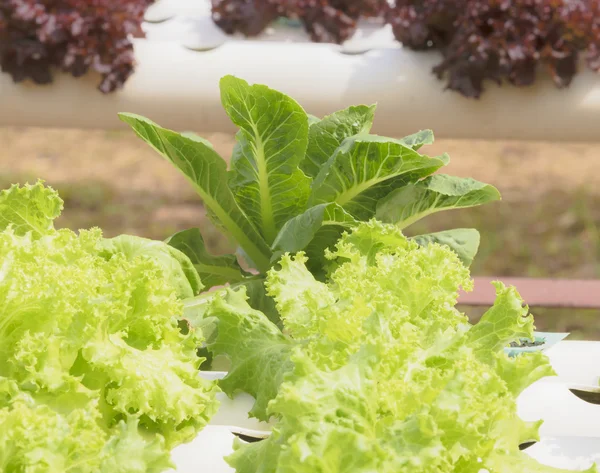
169 425 235 473
526 437 600 470
1 19 599 141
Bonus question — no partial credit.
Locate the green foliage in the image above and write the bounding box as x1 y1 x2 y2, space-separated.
203 221 587 473
0 182 219 471
120 76 500 314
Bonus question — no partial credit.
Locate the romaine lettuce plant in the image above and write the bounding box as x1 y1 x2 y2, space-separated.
120 75 500 319
203 220 593 473
0 182 218 471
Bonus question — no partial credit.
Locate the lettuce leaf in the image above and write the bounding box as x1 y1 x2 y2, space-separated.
0 385 174 473
229 336 574 473
376 174 501 229
0 180 63 236
270 203 356 260
119 112 272 272
412 228 480 267
209 289 296 421
0 183 219 471
308 135 446 219
100 234 204 299
166 228 246 290
222 76 311 244
301 104 376 179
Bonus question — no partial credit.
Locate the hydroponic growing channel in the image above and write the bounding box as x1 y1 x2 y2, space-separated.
0 0 599 141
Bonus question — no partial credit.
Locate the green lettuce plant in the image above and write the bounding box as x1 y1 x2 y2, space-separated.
0 182 219 471
120 76 500 319
202 220 593 473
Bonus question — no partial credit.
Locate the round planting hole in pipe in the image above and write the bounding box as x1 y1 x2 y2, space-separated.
234 433 266 444
182 17 227 52
144 1 176 23
339 42 372 55
184 41 225 52
569 387 600 405
519 441 537 451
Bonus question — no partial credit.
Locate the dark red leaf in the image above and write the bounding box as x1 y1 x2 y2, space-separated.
0 0 154 93
389 0 600 97
211 0 388 44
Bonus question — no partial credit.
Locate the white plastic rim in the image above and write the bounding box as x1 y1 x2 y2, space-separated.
169 425 236 473
517 377 600 438
200 371 275 435
167 372 268 472
1 0 599 141
545 341 600 384
524 437 600 470
516 342 600 438
543 341 600 407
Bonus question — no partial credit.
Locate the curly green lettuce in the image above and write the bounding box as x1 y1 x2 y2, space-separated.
0 182 219 472
206 220 592 473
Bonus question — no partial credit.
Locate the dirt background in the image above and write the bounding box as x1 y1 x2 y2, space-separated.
1 127 599 337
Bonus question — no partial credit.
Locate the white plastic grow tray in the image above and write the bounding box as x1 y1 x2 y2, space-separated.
1 0 600 141
167 341 600 472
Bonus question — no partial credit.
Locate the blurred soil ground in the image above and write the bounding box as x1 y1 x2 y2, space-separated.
1 127 599 338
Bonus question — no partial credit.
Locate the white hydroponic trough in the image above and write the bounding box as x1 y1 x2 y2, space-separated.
0 0 599 141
